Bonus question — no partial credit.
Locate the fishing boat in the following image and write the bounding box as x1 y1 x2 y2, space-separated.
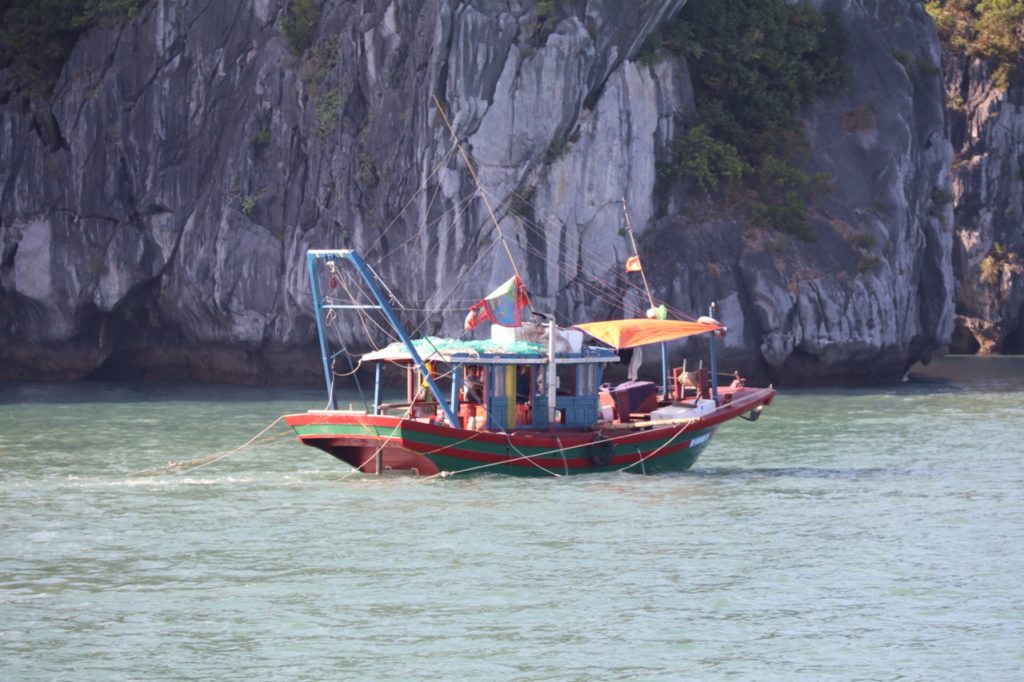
283 249 775 477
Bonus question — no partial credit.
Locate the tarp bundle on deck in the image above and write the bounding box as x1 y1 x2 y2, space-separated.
363 336 547 362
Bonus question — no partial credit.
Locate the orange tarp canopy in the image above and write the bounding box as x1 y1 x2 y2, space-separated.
573 318 723 349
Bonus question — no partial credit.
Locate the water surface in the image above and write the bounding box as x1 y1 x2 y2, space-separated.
1 358 1022 679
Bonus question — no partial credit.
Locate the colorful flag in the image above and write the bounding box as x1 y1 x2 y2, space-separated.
464 275 531 330
625 255 642 272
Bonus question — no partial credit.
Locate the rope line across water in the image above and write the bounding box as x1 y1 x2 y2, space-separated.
129 416 291 478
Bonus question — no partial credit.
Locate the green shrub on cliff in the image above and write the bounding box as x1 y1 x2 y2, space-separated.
926 0 1024 89
283 0 320 55
0 0 142 95
527 0 559 44
651 0 848 240
668 123 748 193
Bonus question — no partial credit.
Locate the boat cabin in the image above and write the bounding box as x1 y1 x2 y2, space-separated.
361 334 618 431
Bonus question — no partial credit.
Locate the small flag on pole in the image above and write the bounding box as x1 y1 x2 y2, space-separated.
625 255 642 272
464 275 531 330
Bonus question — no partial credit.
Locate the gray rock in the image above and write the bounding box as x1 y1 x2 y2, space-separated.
0 0 959 384
944 56 1024 353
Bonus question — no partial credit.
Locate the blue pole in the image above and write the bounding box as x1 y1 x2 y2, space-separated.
708 302 719 403
450 366 461 418
307 252 336 409
329 250 461 428
660 342 669 397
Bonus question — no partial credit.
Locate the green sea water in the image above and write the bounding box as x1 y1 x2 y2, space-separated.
1 357 1022 680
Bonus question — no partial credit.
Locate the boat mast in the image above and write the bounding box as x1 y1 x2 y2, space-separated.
308 252 337 408
709 301 719 403
622 197 669 395
547 318 557 425
309 249 461 428
621 197 656 311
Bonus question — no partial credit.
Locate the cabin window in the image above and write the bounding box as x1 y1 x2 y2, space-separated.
415 361 449 399
577 364 596 396
556 364 575 395
462 366 485 405
515 366 532 404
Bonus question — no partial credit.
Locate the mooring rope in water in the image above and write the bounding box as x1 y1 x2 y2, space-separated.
126 409 699 481
129 416 291 478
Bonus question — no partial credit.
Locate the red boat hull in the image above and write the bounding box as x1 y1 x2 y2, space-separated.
286 386 775 477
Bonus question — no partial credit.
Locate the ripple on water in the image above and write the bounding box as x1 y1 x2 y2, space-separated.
1 366 1023 679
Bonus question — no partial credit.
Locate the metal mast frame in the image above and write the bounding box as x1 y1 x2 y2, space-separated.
306 249 461 428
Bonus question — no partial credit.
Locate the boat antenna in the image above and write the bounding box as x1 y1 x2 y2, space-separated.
621 197 655 310
432 95 524 284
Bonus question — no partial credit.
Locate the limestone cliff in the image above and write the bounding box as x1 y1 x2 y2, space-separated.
944 56 1024 354
0 0 954 385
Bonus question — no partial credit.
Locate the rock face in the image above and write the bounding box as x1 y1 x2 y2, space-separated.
944 57 1024 354
0 0 954 385
646 0 955 384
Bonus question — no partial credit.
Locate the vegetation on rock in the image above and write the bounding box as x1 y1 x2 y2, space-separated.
649 0 848 240
0 0 143 94
283 0 320 55
926 0 1024 89
316 90 346 137
527 0 559 45
980 242 1015 284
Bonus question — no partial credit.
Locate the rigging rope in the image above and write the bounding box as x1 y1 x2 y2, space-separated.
470 187 661 318
496 186 693 320
365 139 460 258
468 161 700 322
433 95 525 284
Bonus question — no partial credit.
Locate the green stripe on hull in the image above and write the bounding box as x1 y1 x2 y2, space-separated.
424 441 710 477
403 429 516 456
293 423 402 438
422 430 715 477
630 441 709 474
